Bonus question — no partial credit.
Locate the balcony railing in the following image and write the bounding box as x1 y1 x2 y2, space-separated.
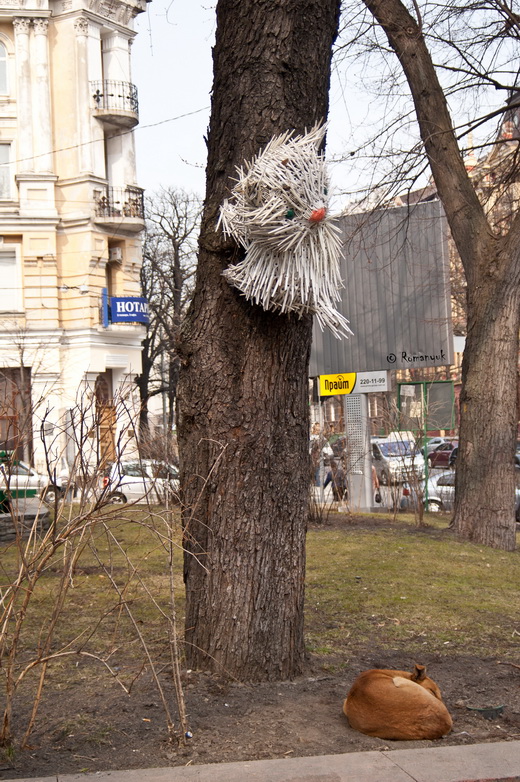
94 186 145 224
91 80 139 127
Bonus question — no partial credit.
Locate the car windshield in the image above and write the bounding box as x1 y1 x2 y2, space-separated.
121 463 147 477
3 462 32 476
151 463 179 479
379 441 416 457
436 473 455 486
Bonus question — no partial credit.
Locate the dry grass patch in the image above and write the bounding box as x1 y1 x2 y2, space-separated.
305 514 520 660
1 505 519 751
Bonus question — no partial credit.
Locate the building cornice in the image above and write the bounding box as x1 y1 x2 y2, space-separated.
50 1 146 33
57 174 108 187
16 173 59 183
60 325 145 349
0 216 60 229
56 216 95 230
0 329 64 346
0 10 51 21
55 218 145 240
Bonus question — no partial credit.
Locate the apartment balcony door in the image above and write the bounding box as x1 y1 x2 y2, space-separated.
95 371 116 466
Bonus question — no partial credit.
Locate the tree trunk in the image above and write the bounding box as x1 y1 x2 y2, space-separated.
135 353 151 436
168 353 180 430
177 0 340 680
454 238 520 550
363 0 520 550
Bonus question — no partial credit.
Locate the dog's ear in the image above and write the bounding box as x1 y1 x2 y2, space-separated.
412 664 427 682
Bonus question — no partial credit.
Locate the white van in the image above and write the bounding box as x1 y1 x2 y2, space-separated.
371 437 425 485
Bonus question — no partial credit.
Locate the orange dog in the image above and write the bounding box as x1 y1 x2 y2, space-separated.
343 664 452 740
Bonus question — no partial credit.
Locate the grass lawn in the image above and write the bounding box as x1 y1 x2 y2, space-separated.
306 514 519 662
1 506 518 700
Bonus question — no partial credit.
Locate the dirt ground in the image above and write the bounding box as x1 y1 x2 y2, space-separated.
2 516 520 780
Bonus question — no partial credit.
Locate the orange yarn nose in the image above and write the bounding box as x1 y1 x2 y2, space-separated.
309 206 326 223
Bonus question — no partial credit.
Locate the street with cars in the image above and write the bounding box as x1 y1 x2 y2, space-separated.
313 433 520 522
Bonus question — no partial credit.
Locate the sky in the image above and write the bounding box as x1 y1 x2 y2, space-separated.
130 0 361 205
131 0 215 197
129 2 503 207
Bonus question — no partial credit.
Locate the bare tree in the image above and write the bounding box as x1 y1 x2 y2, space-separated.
337 1 519 550
136 189 201 435
177 0 341 680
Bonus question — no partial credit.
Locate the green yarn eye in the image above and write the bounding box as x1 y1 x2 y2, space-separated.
285 208 295 219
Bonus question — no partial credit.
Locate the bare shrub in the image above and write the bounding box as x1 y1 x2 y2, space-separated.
0 392 188 751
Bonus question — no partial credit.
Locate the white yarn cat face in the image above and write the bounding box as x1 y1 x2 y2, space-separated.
218 125 351 339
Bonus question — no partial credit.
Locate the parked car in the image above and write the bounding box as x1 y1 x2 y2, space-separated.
403 470 520 521
102 460 180 504
428 441 458 469
424 437 450 455
0 458 64 510
424 470 456 511
448 446 458 467
371 437 425 485
401 471 454 512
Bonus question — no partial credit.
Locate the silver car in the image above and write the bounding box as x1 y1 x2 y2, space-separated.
401 471 454 512
423 470 456 511
102 460 180 505
0 459 63 508
404 470 520 520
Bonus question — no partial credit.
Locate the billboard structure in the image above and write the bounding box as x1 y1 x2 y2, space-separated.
310 200 453 376
310 200 453 511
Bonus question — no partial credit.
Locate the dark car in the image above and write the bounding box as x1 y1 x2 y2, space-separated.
428 441 458 469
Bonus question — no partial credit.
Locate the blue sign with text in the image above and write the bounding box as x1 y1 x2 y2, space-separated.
110 296 150 324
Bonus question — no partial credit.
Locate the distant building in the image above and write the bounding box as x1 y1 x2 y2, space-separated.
0 0 148 473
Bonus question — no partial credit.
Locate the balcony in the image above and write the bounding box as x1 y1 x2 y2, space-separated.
93 186 145 232
91 80 139 128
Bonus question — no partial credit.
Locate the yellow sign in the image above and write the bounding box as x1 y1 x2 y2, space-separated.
319 373 357 396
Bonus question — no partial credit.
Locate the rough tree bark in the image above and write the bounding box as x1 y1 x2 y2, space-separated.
177 0 341 680
363 0 520 550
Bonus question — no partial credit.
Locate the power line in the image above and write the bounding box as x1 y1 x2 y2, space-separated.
2 105 210 171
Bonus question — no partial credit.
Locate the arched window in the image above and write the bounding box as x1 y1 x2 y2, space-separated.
0 42 7 94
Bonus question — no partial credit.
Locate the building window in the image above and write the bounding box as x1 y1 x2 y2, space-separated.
0 144 11 199
0 42 7 95
0 249 22 311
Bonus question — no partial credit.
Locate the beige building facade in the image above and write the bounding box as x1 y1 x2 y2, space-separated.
0 0 147 474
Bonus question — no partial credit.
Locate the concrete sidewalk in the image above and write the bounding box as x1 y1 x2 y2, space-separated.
5 740 520 782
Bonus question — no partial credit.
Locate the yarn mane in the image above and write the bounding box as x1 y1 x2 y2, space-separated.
218 125 351 339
